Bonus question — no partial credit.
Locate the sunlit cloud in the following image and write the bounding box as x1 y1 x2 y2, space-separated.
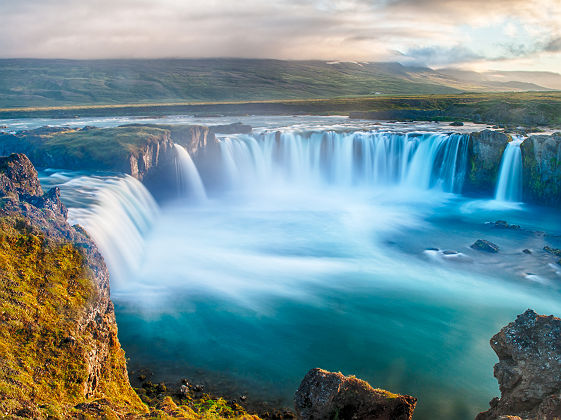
0 0 560 71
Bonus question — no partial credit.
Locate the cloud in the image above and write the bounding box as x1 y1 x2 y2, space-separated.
403 45 484 66
0 0 559 72
544 37 561 52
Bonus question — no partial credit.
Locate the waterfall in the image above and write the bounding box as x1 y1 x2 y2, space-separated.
217 131 469 193
64 175 159 285
174 144 207 201
495 136 524 202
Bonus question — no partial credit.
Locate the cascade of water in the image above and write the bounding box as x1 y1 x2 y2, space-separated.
217 131 469 193
495 136 524 202
64 175 159 285
174 144 207 201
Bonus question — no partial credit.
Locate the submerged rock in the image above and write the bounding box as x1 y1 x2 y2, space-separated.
294 368 416 420
544 246 561 257
471 239 500 253
477 310 561 420
493 220 521 230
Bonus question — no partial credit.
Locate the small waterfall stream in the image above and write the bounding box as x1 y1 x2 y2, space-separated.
63 175 159 285
495 136 524 202
174 144 207 201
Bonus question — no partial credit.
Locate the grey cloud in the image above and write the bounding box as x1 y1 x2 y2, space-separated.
0 0 559 67
545 37 561 52
402 45 484 66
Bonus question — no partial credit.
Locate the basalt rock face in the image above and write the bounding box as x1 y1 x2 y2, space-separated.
127 133 174 181
294 368 417 420
0 153 145 417
167 125 218 157
477 310 561 420
521 133 561 207
464 130 510 196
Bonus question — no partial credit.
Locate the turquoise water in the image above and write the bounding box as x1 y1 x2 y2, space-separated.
110 187 561 420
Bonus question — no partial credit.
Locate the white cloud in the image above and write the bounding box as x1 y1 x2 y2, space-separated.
0 0 559 71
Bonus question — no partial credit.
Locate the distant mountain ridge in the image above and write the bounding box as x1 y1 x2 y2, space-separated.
0 58 558 108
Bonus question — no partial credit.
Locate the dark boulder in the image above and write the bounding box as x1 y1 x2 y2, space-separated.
471 239 500 253
294 368 416 420
544 246 561 257
477 310 561 420
493 221 520 230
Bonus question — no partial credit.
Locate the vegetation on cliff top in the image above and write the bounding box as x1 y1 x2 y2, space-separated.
0 125 171 172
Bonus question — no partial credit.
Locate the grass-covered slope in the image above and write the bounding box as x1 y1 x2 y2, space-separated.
0 216 144 418
4 58 555 110
0 59 462 108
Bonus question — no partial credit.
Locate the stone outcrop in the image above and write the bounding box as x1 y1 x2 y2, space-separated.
521 133 561 207
477 309 561 420
294 368 416 420
126 132 174 181
0 153 146 417
166 125 217 157
464 130 511 196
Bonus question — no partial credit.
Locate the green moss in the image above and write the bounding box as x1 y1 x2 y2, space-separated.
38 126 170 171
0 216 146 418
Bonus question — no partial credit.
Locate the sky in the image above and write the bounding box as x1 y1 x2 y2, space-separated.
1 0 561 72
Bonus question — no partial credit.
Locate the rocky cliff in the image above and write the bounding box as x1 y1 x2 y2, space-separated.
0 153 146 418
464 130 511 196
521 133 561 207
0 125 176 181
477 309 561 420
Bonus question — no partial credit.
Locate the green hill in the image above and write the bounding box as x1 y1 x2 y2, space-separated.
0 58 554 109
